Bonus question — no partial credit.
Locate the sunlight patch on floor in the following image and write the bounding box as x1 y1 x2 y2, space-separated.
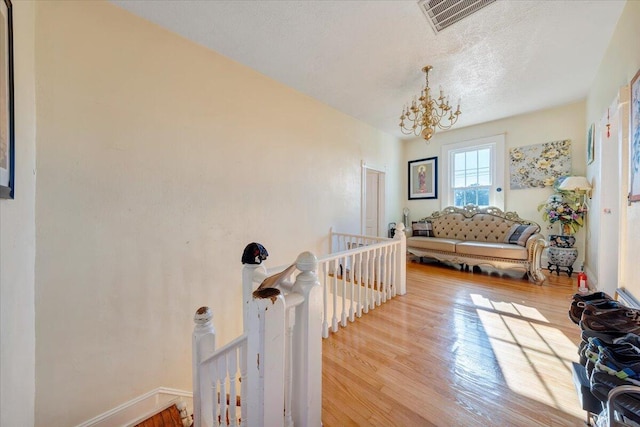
473 297 582 419
470 293 549 322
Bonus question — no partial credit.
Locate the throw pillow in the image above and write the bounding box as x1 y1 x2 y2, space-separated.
412 221 433 237
504 224 538 247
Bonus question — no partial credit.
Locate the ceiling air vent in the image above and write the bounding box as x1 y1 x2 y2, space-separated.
418 0 496 33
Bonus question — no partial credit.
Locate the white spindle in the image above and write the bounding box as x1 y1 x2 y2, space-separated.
375 247 382 306
363 250 370 313
208 357 218 425
228 351 238 427
321 262 329 338
284 307 294 427
218 356 227 427
340 255 347 327
388 245 396 297
331 260 338 333
348 253 355 322
239 344 247 427
385 245 391 300
355 252 363 318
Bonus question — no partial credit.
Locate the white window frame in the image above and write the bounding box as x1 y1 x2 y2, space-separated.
441 134 505 210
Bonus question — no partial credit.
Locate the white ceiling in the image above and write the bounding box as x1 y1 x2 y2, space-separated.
110 0 626 139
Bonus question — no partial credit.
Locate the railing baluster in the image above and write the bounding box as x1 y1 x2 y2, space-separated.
210 362 219 426
239 342 247 427
363 251 370 313
355 252 363 318
375 247 382 306
348 253 355 322
228 350 238 427
284 306 295 427
383 246 388 303
389 245 395 298
322 262 329 338
341 255 347 327
331 260 338 333
218 357 227 426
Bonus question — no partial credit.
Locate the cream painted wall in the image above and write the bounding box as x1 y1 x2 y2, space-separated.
34 2 401 425
403 101 586 267
586 0 640 297
0 2 36 426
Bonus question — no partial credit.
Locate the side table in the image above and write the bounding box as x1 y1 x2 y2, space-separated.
548 246 578 277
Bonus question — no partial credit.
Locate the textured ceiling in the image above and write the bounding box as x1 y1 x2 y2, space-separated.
110 0 626 139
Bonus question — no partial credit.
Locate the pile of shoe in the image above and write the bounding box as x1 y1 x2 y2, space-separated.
571 292 640 423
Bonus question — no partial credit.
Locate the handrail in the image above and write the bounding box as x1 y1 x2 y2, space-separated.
321 239 400 261
200 333 247 366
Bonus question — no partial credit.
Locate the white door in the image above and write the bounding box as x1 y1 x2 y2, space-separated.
363 167 385 236
596 97 621 295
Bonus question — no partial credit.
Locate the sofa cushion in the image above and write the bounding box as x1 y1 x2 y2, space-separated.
406 236 461 252
411 221 433 237
431 213 516 242
504 224 538 246
455 241 529 260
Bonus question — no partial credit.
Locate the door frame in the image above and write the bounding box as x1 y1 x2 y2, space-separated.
361 161 386 236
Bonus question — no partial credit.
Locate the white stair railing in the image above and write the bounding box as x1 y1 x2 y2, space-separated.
192 307 246 427
320 224 406 338
195 252 322 427
242 225 407 340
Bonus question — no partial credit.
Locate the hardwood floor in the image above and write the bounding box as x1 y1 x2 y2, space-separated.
322 260 584 426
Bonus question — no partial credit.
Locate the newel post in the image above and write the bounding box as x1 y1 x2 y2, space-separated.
192 307 216 427
394 223 407 295
291 252 323 427
246 288 286 427
242 263 267 332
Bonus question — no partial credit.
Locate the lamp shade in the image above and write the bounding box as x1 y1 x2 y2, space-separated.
558 176 592 191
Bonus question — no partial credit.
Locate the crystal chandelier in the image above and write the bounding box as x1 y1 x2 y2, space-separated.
399 65 461 142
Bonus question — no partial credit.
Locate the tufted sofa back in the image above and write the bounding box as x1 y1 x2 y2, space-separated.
430 212 538 242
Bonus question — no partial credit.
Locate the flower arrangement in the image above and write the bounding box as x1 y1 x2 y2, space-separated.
537 193 586 235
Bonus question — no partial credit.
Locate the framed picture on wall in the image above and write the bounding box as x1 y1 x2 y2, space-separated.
408 157 437 200
0 0 14 199
630 68 640 203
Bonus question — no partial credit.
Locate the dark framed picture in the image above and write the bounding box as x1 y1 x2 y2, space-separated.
0 0 13 199
630 67 640 203
408 157 437 200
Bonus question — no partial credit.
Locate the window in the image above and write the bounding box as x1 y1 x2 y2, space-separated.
441 135 505 210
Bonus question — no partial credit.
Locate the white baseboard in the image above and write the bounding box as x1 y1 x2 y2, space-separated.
584 265 598 291
76 387 193 427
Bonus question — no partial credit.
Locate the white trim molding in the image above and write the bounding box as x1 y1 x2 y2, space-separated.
76 387 193 427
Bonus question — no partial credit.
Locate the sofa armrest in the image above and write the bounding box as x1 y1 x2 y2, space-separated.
525 233 547 283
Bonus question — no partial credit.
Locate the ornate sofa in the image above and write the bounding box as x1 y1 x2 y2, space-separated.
407 205 547 283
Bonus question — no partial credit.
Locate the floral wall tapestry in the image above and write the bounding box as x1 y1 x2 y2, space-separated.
509 140 571 189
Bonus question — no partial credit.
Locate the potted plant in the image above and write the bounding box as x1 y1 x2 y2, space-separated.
537 193 586 248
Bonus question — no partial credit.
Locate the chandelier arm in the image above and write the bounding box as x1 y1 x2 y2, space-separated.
400 65 462 141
